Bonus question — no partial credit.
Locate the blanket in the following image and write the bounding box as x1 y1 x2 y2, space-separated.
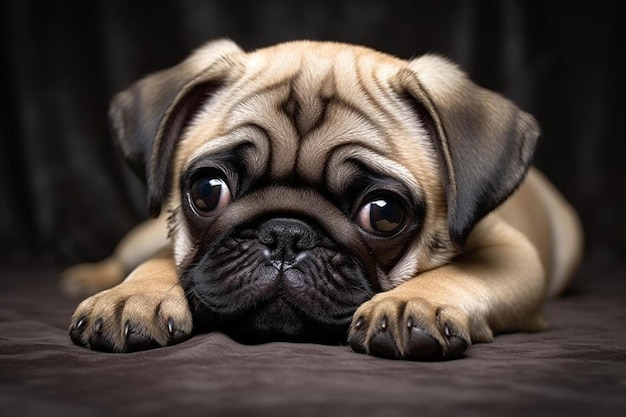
1 262 624 417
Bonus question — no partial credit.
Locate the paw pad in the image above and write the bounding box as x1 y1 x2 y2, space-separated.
404 319 440 360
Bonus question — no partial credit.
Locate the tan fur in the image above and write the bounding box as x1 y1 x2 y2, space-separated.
69 249 192 352
65 40 582 357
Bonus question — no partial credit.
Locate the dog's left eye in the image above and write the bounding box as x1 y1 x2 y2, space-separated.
356 197 406 236
188 177 231 216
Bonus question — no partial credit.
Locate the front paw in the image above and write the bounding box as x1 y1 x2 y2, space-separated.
348 295 471 360
69 281 192 352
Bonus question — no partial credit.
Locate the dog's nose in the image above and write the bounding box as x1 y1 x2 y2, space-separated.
258 218 317 264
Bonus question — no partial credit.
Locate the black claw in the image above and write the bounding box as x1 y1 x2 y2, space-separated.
166 318 187 345
354 317 364 330
369 330 400 359
69 317 88 347
404 322 441 360
78 317 115 352
349 317 368 354
443 325 469 358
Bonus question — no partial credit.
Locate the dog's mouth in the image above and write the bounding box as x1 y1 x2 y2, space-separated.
181 217 375 344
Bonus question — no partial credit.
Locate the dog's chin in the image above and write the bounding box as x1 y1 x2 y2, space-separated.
186 265 371 344
195 296 351 345
181 218 376 344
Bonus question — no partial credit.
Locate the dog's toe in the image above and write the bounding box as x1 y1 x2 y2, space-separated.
446 334 469 358
348 317 368 354
404 320 441 360
166 318 189 345
368 316 401 359
124 323 161 352
349 296 471 361
87 318 117 352
69 281 193 353
69 316 88 347
69 315 118 352
441 323 469 358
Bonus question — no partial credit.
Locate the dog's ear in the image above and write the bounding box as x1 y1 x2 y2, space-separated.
394 55 540 246
109 39 244 216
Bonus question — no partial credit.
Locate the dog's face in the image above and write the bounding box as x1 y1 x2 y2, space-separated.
110 40 538 343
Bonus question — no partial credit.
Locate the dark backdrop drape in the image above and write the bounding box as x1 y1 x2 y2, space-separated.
1 0 624 272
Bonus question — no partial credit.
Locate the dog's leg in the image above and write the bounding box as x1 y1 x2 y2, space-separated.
348 215 547 360
69 249 192 352
524 170 583 296
61 215 169 297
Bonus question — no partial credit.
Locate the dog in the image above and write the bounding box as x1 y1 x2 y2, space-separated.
62 40 582 360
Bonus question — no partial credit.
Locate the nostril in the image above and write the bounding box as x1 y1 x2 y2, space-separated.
258 229 278 248
258 218 318 261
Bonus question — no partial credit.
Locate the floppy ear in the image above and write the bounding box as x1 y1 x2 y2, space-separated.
108 39 244 216
394 55 540 246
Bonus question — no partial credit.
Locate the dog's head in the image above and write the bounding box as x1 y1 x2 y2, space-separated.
110 40 539 343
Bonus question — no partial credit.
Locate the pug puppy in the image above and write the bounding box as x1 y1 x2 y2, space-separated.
63 40 582 360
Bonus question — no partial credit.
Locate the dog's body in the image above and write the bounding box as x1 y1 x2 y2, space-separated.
63 40 582 359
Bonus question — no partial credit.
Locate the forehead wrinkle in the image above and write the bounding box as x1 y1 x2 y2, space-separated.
232 48 302 104
183 118 274 173
184 129 268 171
296 98 392 184
331 51 401 140
183 45 417 190
294 56 408 184
287 57 336 136
176 59 295 174
227 82 301 180
362 63 411 128
324 145 422 197
212 51 304 180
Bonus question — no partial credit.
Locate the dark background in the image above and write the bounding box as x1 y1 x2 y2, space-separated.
1 0 624 276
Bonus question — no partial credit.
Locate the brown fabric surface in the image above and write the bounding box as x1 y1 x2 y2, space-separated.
1 264 625 417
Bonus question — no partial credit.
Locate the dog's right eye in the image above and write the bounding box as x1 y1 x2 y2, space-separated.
188 177 231 216
356 196 407 237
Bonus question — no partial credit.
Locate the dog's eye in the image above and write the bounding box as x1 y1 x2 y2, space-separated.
188 177 231 216
356 197 406 236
